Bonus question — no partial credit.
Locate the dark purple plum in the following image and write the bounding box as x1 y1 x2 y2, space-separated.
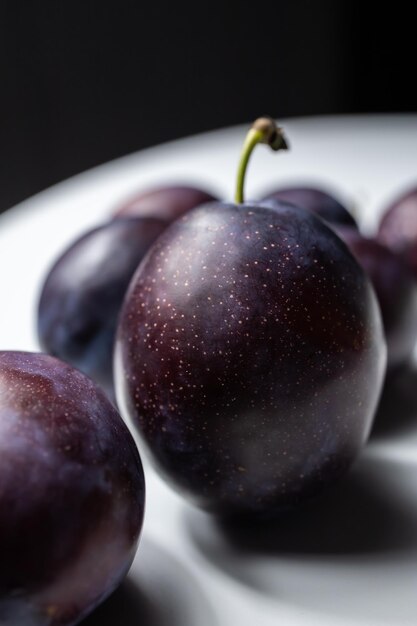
262 185 357 229
113 184 218 222
38 217 167 400
378 186 417 278
335 227 417 373
115 118 386 518
115 197 385 517
0 351 145 626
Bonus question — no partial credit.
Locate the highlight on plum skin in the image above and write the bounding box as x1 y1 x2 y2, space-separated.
0 351 145 626
37 216 167 401
113 184 218 222
262 185 357 229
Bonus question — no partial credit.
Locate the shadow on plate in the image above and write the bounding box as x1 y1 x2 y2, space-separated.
82 580 154 626
184 453 417 623
82 537 217 626
185 453 416 559
371 364 417 439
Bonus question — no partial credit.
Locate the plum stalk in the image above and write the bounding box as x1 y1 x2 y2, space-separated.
235 117 288 204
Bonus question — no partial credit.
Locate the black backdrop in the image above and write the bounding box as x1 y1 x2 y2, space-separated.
1 2 416 213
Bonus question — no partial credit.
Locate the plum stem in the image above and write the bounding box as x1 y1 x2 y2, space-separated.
235 117 289 204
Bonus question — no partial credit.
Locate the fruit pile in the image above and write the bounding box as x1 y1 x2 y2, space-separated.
1 116 417 624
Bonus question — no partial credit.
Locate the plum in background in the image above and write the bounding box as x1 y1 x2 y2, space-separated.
378 186 417 278
113 184 218 222
336 227 417 373
0 351 145 626
115 118 386 518
38 217 167 401
262 185 357 229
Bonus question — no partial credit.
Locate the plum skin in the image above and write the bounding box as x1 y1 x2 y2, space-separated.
262 186 357 228
0 352 145 626
378 186 417 278
37 217 167 401
115 201 386 518
113 185 218 221
336 227 417 373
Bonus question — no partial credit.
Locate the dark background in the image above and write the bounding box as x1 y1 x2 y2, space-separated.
1 2 415 213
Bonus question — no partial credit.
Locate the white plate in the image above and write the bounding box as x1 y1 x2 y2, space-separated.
1 115 417 626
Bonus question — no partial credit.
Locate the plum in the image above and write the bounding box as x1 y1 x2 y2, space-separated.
113 184 218 222
378 186 417 278
0 351 145 625
335 227 417 373
38 217 167 400
115 118 386 518
262 185 357 228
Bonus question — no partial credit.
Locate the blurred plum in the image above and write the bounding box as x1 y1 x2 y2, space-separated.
38 217 166 400
114 184 218 222
262 185 357 228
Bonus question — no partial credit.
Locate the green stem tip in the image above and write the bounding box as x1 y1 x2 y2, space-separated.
235 117 288 204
